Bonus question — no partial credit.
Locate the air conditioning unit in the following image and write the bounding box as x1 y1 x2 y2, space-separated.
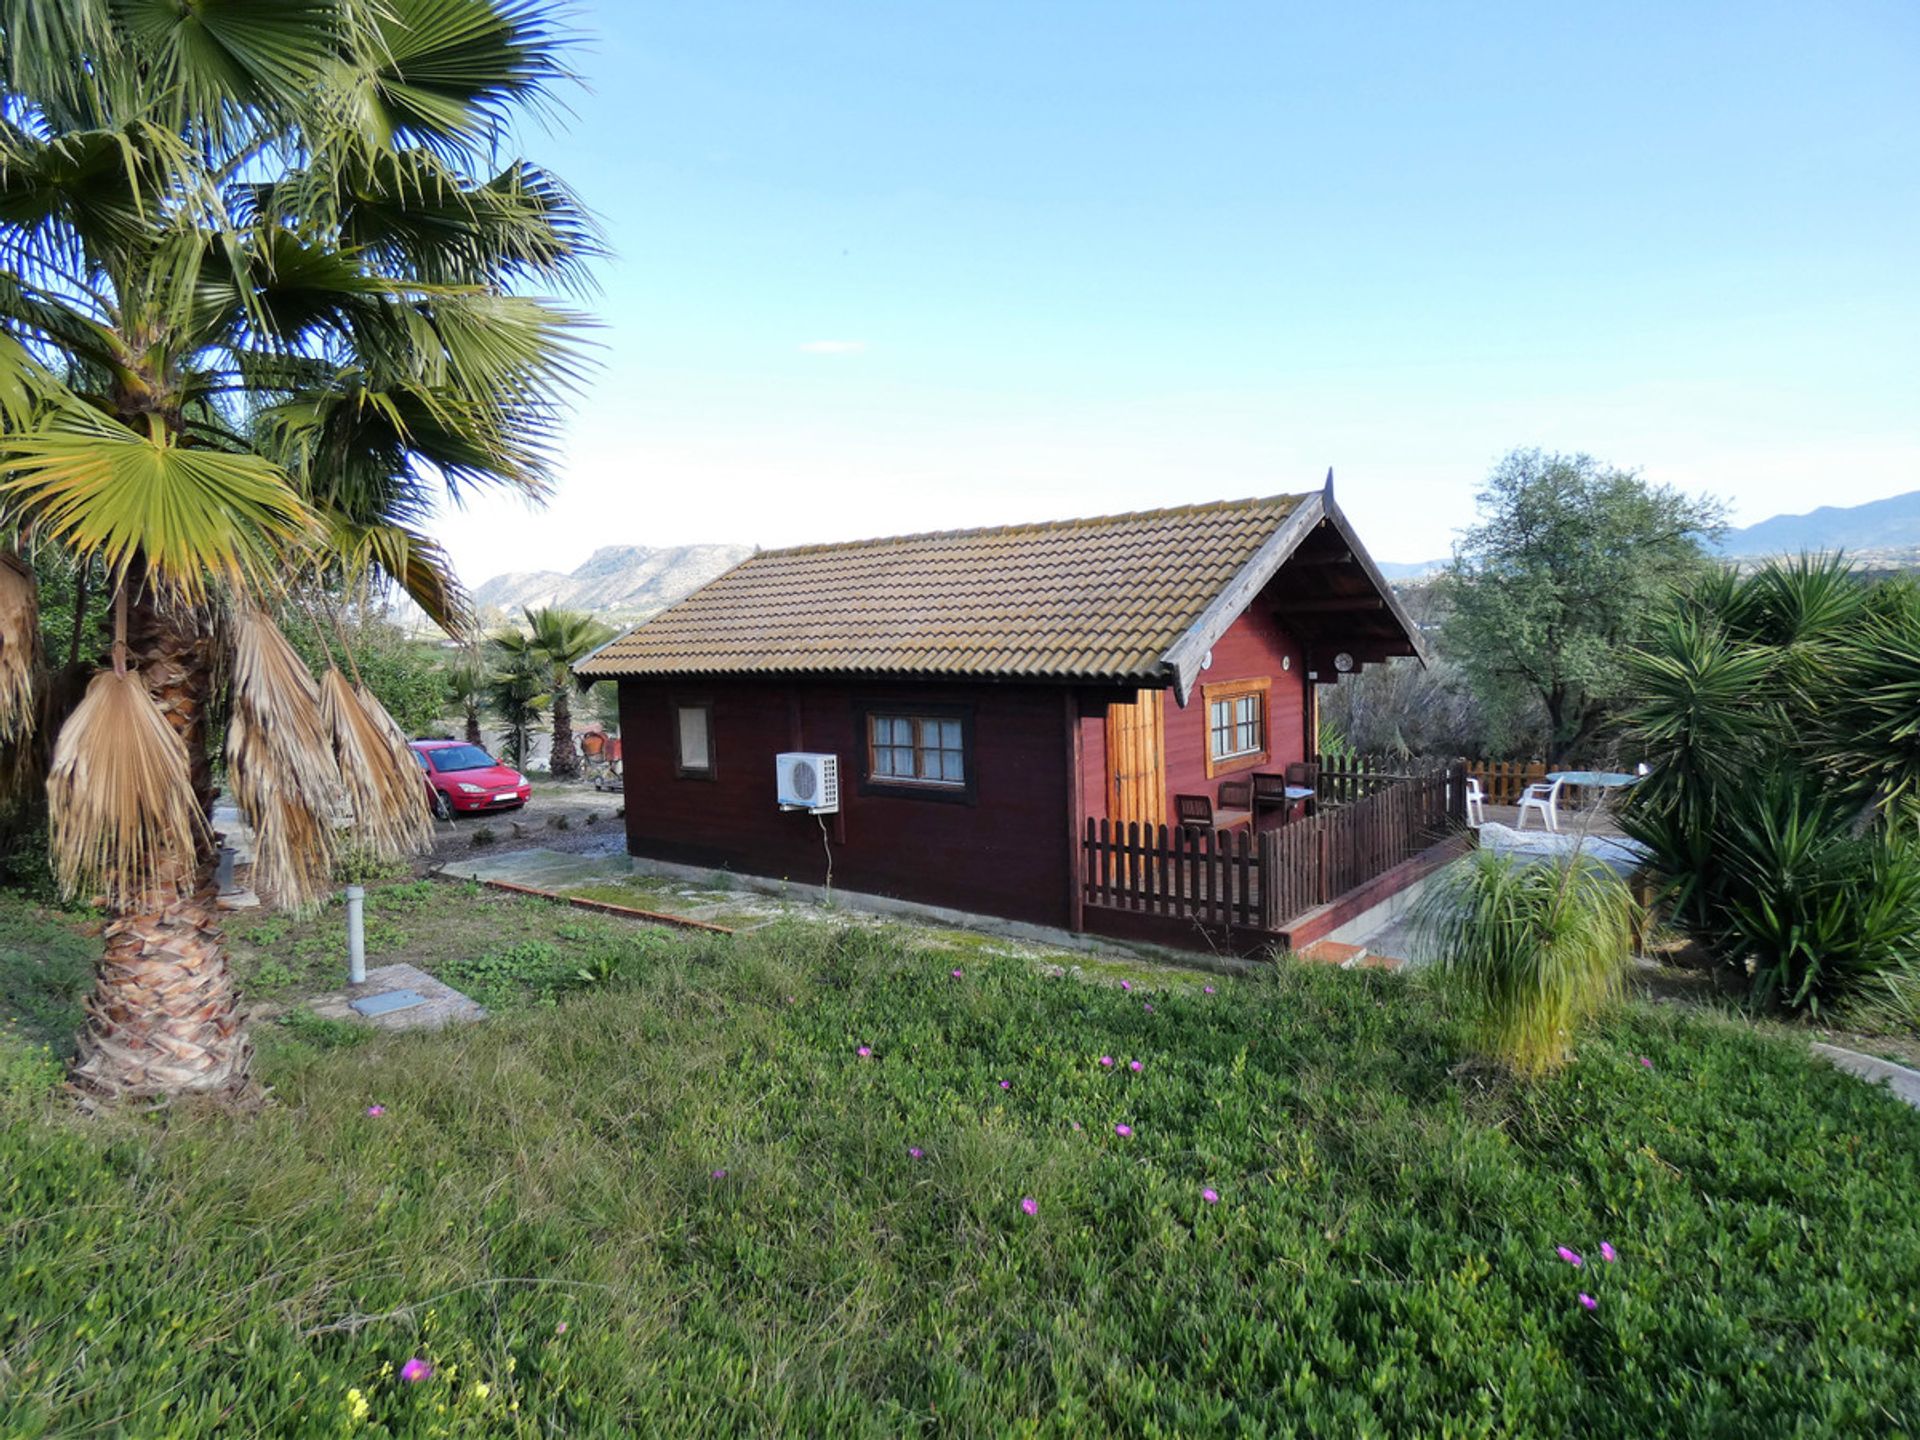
775 752 840 813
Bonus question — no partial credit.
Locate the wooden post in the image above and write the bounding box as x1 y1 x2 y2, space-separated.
1064 693 1085 932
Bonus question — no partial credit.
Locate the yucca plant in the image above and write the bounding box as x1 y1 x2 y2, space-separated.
0 1 591 1104
1621 557 1920 1014
1708 771 1920 1014
1414 849 1637 1075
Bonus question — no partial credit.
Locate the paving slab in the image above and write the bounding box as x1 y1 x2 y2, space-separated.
1811 1043 1920 1110
307 962 487 1032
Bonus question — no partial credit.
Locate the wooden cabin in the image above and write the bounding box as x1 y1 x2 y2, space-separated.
576 481 1448 951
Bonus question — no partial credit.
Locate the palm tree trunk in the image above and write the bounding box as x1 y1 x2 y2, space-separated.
465 702 482 747
549 684 578 779
67 578 257 1106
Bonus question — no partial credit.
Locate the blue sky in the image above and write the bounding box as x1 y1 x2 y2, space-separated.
436 1 1919 580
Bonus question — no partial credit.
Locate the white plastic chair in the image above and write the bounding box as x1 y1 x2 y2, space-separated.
1515 777 1565 832
1464 776 1486 826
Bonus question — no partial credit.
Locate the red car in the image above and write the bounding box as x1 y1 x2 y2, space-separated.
409 740 532 821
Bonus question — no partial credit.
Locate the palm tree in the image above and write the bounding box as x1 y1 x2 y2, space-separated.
522 605 612 779
446 654 489 748
0 2 591 1104
485 630 550 771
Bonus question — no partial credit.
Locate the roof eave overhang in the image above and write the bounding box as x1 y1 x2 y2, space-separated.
1157 490 1429 704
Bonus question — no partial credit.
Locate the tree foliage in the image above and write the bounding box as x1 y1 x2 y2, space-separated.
1441 450 1724 764
0 0 593 1101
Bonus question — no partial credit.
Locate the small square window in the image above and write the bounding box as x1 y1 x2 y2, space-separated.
1202 679 1269 774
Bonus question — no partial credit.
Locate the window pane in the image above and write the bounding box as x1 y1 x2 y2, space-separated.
677 707 710 770
939 749 965 782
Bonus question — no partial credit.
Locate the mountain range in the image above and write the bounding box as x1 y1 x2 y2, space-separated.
441 543 753 632
1376 488 1920 578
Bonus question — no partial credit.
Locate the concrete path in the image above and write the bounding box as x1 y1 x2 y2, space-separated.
437 848 634 890
1811 1043 1920 1110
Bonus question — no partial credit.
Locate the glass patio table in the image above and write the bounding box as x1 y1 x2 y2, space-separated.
1546 770 1643 812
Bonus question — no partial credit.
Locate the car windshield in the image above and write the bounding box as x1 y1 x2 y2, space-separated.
425 745 498 774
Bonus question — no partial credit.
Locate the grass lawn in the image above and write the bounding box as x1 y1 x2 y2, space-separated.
1 901 1918 1435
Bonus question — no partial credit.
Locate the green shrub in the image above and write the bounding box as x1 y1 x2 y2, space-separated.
1707 773 1920 1014
1623 558 1920 1016
1415 849 1636 1074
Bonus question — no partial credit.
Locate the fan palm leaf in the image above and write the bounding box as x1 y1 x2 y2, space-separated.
225 609 341 908
318 667 434 863
47 668 208 908
0 550 37 742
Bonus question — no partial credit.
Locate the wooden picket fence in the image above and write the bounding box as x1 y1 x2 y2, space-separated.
1080 761 1468 937
1258 761 1466 929
1080 820 1260 930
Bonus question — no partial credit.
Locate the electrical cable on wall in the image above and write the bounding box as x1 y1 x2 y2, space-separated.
817 811 833 897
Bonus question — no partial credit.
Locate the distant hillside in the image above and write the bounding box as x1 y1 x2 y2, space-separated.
471 543 754 624
1374 489 1920 579
394 543 754 636
1716 490 1920 558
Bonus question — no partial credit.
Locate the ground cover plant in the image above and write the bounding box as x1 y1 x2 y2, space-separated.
2 921 1917 1436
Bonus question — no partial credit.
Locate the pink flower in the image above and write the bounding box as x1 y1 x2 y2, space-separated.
710 1168 727 1180
908 1146 924 1159
1600 1242 1618 1263
1143 1002 1154 1012
1556 1246 1583 1267
1203 985 1216 994
1202 1187 1220 1204
1639 1055 1652 1069
1020 1196 1038 1217
1120 980 1132 992
856 1045 872 1058
951 969 963 979
1578 1293 1598 1311
365 1104 385 1117
785 996 796 1005
999 1079 1012 1090
400 1357 432 1384
1070 1121 1082 1131
555 1321 568 1335
1128 1059 1143 1073
1099 1055 1114 1068
1114 1123 1133 1138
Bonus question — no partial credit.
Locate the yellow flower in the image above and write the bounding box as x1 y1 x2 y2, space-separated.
472 1382 490 1400
345 1387 370 1422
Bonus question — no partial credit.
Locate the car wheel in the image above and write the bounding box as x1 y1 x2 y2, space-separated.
431 790 455 823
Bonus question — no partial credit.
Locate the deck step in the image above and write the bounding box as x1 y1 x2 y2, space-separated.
1296 940 1368 968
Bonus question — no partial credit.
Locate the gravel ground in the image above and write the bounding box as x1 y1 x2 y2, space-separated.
419 777 629 867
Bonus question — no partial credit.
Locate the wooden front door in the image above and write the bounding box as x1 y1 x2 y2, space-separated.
1106 690 1166 832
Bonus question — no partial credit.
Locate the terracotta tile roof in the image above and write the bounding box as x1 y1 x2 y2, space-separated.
576 494 1312 683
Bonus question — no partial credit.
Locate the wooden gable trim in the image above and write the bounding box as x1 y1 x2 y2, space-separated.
1160 493 1325 707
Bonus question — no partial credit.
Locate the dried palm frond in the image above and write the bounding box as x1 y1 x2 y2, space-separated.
0 551 40 744
318 668 434 863
47 668 206 908
225 609 341 910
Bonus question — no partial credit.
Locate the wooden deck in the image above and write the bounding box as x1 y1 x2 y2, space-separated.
1079 761 1469 955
